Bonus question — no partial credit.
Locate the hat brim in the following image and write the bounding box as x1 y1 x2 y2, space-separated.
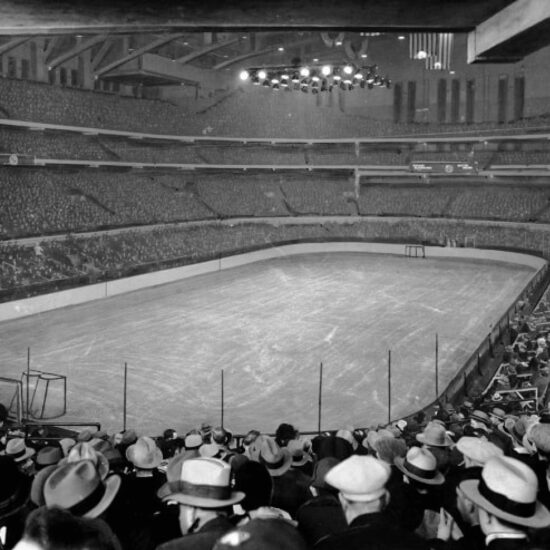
84 474 121 519
394 457 444 486
460 479 550 529
161 489 245 509
416 433 453 447
3 447 36 463
30 464 57 506
263 452 292 477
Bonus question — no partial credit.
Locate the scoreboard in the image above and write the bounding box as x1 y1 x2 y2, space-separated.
409 161 477 174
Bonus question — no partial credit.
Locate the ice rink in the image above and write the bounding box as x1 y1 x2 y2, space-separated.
0 252 536 435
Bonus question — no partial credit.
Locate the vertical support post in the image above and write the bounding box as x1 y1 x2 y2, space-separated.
388 350 392 425
221 369 224 429
123 362 127 432
26 347 31 420
435 333 439 399
318 363 323 434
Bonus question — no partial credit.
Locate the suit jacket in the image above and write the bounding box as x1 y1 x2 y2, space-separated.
271 469 311 519
296 492 347 546
156 515 235 550
313 511 431 550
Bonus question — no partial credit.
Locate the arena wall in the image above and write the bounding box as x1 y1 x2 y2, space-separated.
0 240 545 323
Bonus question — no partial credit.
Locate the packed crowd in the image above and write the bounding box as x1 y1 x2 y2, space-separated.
3 166 550 241
1 352 550 550
3 122 550 171
2 75 550 140
2 217 550 298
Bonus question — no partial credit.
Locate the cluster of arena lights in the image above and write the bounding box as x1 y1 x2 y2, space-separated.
239 64 391 92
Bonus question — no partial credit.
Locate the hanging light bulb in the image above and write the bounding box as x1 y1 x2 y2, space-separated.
321 65 331 76
300 67 310 77
258 70 267 80
343 65 353 75
239 70 249 81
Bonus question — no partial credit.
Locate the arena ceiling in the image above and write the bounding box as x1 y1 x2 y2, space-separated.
0 0 548 88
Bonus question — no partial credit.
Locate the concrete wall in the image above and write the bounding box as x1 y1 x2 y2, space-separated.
0 241 545 323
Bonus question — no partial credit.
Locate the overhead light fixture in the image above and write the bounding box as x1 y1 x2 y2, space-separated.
360 54 368 58
398 35 406 40
278 47 285 52
416 50 428 59
240 62 390 94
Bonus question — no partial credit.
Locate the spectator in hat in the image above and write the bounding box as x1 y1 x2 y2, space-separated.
287 439 314 477
258 437 310 519
3 438 36 476
459 456 550 548
232 460 291 525
13 506 122 550
387 446 446 535
200 427 233 462
156 457 244 550
34 446 63 471
241 430 260 459
159 429 183 460
0 456 31 548
313 433 353 461
526 422 550 507
213 518 307 550
182 433 203 461
114 437 165 550
43 460 121 519
64 442 110 480
417 422 454 475
315 455 430 550
296 457 347 546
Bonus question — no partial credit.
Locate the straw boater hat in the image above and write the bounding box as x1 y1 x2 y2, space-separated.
157 457 244 508
394 446 444 486
460 456 550 529
416 422 453 447
325 455 390 502
3 438 35 462
126 436 163 469
44 460 121 518
258 437 292 477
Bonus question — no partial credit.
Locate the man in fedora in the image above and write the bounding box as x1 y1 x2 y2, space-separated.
116 436 165 550
386 446 446 534
459 455 550 549
315 455 431 550
258 436 310 519
156 457 245 550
